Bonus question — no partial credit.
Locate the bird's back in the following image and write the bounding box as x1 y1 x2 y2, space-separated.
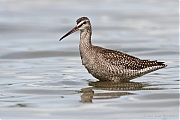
83 46 167 81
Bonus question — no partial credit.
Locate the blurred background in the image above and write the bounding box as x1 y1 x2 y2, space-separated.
0 0 178 55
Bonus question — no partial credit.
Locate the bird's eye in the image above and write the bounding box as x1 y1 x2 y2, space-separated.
83 21 86 24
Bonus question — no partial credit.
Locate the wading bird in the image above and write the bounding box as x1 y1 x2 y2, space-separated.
59 17 167 81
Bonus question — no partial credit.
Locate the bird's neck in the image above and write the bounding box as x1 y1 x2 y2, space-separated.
79 28 92 50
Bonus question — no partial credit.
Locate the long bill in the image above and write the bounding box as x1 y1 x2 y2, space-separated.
59 26 79 41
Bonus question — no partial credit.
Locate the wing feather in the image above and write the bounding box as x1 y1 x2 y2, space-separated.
94 46 165 70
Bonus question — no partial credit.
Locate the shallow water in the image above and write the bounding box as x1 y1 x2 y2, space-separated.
0 0 179 119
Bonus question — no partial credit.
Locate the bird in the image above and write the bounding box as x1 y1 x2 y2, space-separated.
59 17 167 82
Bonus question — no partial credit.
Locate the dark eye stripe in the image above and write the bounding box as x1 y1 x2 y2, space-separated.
77 23 83 28
77 21 87 28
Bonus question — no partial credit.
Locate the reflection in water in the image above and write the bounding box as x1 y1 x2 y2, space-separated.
80 81 163 103
80 88 133 103
88 81 163 91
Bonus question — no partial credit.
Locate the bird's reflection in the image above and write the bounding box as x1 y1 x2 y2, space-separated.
80 80 162 103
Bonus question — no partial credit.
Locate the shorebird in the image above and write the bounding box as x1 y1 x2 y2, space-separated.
59 17 167 81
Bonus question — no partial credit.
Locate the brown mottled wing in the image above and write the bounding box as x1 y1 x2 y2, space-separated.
96 46 165 70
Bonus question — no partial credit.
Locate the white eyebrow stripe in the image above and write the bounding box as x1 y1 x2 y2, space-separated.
77 20 89 27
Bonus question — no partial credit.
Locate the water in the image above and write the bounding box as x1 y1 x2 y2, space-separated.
0 0 179 119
